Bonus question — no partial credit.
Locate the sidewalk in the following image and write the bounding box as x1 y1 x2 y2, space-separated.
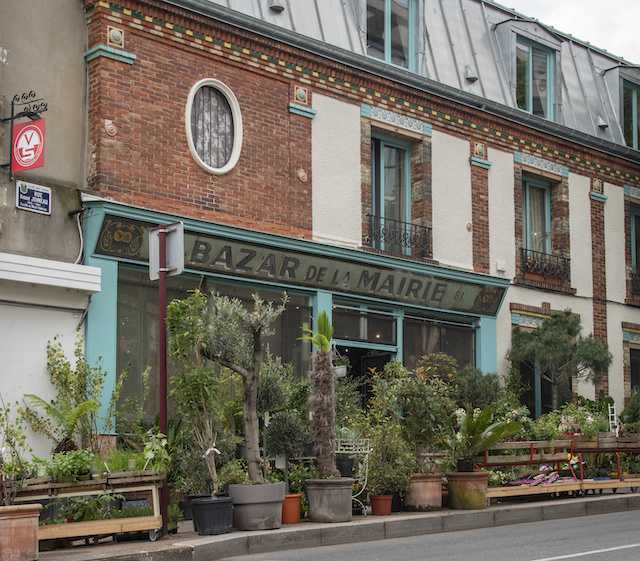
38 490 640 561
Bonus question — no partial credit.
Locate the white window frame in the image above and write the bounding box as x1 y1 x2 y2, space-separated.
516 36 554 121
185 78 243 175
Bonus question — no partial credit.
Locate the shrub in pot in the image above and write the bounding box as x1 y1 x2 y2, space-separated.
51 449 93 482
365 372 414 513
266 410 311 523
0 395 41 561
445 406 521 509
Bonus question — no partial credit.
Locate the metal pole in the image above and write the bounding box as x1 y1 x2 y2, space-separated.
158 225 169 535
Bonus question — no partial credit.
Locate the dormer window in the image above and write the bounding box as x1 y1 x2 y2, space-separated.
623 80 640 150
367 0 413 70
516 37 554 120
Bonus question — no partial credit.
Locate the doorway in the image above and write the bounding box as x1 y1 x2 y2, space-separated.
336 345 394 406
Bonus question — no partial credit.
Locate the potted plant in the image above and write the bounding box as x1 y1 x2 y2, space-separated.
166 290 235 535
445 406 521 509
50 449 93 483
266 410 311 523
365 370 414 515
386 360 456 510
300 311 354 523
0 395 41 561
168 289 288 531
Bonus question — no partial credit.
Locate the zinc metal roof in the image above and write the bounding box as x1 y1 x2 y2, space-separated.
191 0 640 157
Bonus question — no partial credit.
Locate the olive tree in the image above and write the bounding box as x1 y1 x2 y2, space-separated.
199 291 287 483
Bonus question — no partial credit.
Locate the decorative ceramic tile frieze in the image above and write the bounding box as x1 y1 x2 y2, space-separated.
625 185 640 200
361 104 431 136
623 329 640 344
514 152 568 178
512 312 544 328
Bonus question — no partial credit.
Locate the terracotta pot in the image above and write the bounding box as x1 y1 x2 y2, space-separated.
281 493 302 524
0 504 42 561
404 473 443 511
446 471 489 510
369 494 392 515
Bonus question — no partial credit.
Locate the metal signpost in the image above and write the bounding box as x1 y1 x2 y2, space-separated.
148 222 184 533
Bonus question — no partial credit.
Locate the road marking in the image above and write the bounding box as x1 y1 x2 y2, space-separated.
532 542 640 560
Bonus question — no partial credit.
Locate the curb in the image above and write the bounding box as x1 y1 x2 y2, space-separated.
40 492 640 561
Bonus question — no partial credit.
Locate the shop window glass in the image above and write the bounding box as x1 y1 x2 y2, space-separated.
402 316 475 371
333 305 397 345
116 269 310 429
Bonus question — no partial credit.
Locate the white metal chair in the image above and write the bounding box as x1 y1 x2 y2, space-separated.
335 438 372 515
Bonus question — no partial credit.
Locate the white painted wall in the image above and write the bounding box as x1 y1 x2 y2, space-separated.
0 255 100 457
488 148 515 279
431 131 473 269
568 173 593 298
311 94 362 248
605 183 626 304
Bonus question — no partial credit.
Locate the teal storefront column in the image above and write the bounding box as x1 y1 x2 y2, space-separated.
476 316 498 374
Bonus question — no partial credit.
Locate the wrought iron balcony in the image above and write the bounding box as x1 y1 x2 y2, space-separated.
520 248 570 282
367 214 432 258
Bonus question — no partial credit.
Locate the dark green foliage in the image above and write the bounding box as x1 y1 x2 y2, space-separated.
508 309 612 410
451 365 501 410
620 391 640 433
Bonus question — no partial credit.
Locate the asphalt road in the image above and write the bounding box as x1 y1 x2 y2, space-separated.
220 511 640 561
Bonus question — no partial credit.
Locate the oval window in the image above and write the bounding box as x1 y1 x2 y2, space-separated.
185 78 243 175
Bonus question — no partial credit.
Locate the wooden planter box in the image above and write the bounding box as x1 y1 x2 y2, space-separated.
570 435 599 451
12 471 164 542
475 440 573 467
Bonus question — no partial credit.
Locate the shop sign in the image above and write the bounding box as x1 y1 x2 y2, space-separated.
12 119 45 173
16 180 51 215
95 214 506 316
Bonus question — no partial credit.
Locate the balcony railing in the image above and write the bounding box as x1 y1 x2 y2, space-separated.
367 214 432 258
520 248 570 282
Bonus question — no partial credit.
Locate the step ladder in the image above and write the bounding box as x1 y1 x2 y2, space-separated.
608 402 619 436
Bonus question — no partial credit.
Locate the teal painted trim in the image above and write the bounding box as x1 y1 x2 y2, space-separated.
471 157 492 169
84 44 136 64
83 255 119 434
624 331 631 342
514 152 523 163
476 316 498 374
562 166 569 178
84 199 511 295
625 185 632 197
288 103 317 119
590 192 608 203
315 291 333 323
361 104 372 118
511 312 520 325
423 123 433 136
396 309 404 364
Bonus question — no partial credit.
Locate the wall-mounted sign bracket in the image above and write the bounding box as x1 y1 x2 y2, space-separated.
1 91 48 180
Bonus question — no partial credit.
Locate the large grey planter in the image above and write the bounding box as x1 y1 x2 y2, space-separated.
228 482 285 530
306 478 354 523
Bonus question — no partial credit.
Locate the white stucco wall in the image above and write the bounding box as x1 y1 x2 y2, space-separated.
431 131 473 269
311 94 362 248
0 254 101 457
568 173 594 298
488 148 515 279
605 183 626 304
